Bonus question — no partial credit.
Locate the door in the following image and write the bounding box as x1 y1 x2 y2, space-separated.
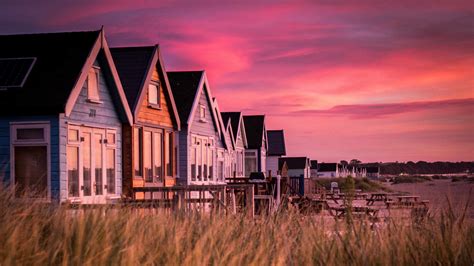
68 126 117 203
14 146 48 198
80 128 106 204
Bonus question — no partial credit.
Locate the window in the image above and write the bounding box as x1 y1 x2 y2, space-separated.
105 129 116 194
94 133 103 195
143 131 152 182
87 66 101 103
191 143 197 181
245 151 257 177
134 127 169 184
165 132 173 177
153 132 163 183
209 148 214 180
217 150 224 181
67 127 80 197
199 104 207 122
191 135 215 183
11 123 50 199
133 127 142 177
148 81 160 107
0 57 36 88
17 128 44 140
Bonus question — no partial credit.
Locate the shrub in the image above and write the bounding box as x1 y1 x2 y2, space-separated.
392 176 432 184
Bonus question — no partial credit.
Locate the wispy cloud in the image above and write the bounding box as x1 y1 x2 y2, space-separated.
291 98 474 119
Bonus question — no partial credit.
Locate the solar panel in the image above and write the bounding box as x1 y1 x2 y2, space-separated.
0 57 36 88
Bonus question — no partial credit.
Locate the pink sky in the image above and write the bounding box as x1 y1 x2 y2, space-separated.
1 0 473 162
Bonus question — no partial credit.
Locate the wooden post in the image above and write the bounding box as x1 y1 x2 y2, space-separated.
231 188 237 214
246 184 255 218
220 186 226 214
276 174 281 209
178 190 185 211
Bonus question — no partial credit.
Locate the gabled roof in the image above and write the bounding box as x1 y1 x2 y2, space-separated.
221 111 247 148
0 29 132 124
167 71 202 127
267 130 286 156
319 163 339 172
167 71 220 133
221 112 240 137
311 160 318 169
110 45 180 129
212 98 232 150
243 115 266 149
279 157 309 170
110 46 154 110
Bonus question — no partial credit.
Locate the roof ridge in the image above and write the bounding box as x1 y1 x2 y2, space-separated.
0 29 101 37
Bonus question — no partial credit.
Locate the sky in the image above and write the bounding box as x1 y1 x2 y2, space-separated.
0 0 473 162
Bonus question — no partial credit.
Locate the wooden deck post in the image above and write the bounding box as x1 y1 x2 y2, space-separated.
276 175 281 209
230 188 237 214
246 184 255 218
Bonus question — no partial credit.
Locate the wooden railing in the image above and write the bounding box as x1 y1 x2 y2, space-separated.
126 184 255 217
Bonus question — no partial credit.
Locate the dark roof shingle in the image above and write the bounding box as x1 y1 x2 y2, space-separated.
0 30 100 115
267 130 286 156
318 163 338 172
221 112 241 137
167 71 203 126
110 46 155 110
279 157 309 169
243 115 265 149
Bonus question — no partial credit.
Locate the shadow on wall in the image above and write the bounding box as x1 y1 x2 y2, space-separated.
0 157 9 185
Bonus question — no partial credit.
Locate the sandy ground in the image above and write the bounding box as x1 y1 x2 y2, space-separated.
387 179 474 219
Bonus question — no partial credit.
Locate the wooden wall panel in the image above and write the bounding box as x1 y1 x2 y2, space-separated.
136 67 174 128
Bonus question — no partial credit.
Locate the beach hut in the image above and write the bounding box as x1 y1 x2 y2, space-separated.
110 45 181 197
221 112 248 178
243 115 268 177
167 71 226 185
0 29 133 203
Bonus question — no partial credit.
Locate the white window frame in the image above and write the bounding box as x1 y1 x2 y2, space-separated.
10 122 51 201
245 150 258 176
87 66 102 103
190 134 215 184
199 104 207 122
148 80 161 108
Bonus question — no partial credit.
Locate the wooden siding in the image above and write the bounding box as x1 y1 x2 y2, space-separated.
0 116 60 201
177 130 188 184
136 67 174 128
224 130 233 151
266 156 280 177
122 124 133 196
235 129 244 150
59 61 123 201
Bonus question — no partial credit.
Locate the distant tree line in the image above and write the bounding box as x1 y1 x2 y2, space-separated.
359 161 474 175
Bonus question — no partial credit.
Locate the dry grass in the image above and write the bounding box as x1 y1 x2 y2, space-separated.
0 189 472 265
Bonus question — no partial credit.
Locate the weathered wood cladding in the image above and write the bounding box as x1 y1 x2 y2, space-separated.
136 68 174 128
178 130 188 183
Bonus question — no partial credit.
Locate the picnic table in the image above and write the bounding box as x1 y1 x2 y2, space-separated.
331 205 379 219
397 195 420 203
386 195 428 208
366 192 388 205
322 193 340 204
